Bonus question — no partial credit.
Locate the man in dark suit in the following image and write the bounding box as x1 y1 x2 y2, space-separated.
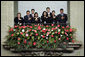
46 7 52 24
24 10 32 25
30 9 35 18
57 8 68 26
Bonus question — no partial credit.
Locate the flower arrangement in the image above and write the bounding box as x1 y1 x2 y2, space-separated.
6 24 76 51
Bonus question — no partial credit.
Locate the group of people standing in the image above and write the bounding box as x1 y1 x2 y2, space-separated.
14 7 68 26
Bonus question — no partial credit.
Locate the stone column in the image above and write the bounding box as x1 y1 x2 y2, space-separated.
70 1 84 44
1 1 14 44
70 1 84 55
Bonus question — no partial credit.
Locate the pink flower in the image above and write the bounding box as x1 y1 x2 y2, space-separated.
58 38 61 40
19 26 22 29
34 25 37 27
46 25 49 27
70 29 72 32
66 26 69 28
33 42 36 45
26 34 28 36
46 32 49 36
58 32 60 34
45 29 47 31
10 28 13 31
62 26 64 29
42 30 46 33
66 37 69 40
20 32 23 35
71 36 72 38
55 31 57 34
22 26 26 29
18 38 20 40
47 40 49 43
29 26 32 28
63 42 66 44
24 39 27 44
72 40 74 43
57 25 60 27
38 26 41 30
54 40 56 43
52 28 55 30
51 24 54 26
47 32 50 35
55 27 57 29
65 29 68 32
26 25 29 27
18 42 20 45
41 25 44 26
42 35 45 38
51 35 54 37
29 29 32 31
11 34 14 36
65 32 67 34
9 30 11 32
14 25 18 28
48 29 50 31
33 30 37 32
35 33 38 36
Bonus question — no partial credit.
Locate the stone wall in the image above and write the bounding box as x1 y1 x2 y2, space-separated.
1 1 14 44
70 1 84 45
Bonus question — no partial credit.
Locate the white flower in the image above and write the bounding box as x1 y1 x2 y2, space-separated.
43 28 45 30
58 29 61 32
26 30 29 32
22 29 25 32
61 35 63 37
51 30 53 31
46 37 48 39
41 35 43 36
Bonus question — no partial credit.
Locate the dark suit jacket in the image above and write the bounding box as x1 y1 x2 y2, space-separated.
14 17 24 26
24 14 33 25
47 12 52 23
51 15 58 24
57 13 67 23
41 16 48 23
33 17 40 23
57 13 68 26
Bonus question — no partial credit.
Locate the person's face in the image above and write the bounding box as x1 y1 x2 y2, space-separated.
31 10 35 14
44 12 47 16
52 12 55 15
35 14 38 17
26 12 30 15
17 14 21 18
60 10 63 14
47 9 50 12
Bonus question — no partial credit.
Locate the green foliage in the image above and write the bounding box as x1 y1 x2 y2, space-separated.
6 24 76 50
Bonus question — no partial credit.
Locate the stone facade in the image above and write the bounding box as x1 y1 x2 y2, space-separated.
1 1 84 56
1 1 14 43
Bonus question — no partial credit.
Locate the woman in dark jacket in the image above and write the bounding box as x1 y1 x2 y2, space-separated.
14 13 24 26
33 12 40 24
41 11 48 24
51 10 58 24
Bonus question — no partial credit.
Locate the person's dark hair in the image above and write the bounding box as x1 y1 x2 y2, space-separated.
26 10 30 13
52 10 55 13
46 7 50 10
60 8 63 11
34 12 38 17
42 11 48 17
17 12 21 17
31 9 35 11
